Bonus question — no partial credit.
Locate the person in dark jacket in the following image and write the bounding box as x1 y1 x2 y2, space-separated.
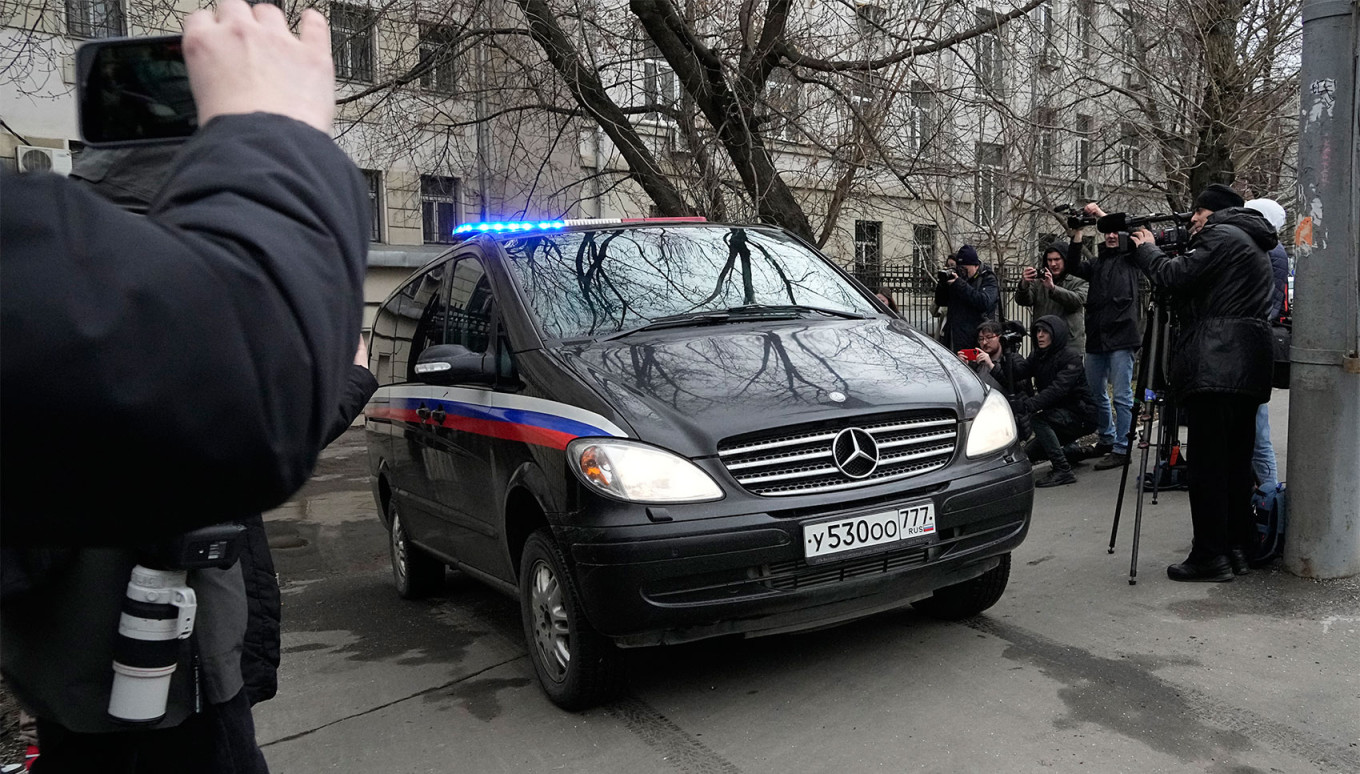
1130 183 1276 582
68 143 380 711
1017 242 1089 351
934 245 1000 350
1067 204 1149 470
977 315 1099 487
1 3 369 772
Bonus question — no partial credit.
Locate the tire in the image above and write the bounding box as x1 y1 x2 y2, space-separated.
912 553 1011 621
519 529 621 710
389 500 444 599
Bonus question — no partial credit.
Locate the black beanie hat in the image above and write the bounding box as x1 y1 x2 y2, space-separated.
955 245 981 266
1193 183 1245 213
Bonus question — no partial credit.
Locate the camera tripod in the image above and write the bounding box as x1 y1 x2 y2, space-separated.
1107 298 1181 584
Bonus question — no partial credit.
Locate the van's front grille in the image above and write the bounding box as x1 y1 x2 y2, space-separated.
717 410 958 496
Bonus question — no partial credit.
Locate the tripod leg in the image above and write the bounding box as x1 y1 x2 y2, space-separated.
1129 401 1159 584
1109 417 1135 554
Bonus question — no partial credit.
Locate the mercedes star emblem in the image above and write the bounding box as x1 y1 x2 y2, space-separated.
832 427 880 479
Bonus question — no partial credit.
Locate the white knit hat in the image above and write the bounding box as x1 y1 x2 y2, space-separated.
1245 198 1286 231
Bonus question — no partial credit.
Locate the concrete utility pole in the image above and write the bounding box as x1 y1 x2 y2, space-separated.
1286 0 1360 579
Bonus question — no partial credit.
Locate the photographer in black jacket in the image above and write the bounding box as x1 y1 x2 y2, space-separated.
934 245 1000 350
1129 184 1276 582
1 2 369 771
975 316 1099 487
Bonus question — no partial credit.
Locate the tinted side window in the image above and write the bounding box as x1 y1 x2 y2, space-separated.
391 262 449 383
447 258 492 354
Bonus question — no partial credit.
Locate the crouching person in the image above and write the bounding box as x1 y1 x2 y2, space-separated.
976 315 1098 487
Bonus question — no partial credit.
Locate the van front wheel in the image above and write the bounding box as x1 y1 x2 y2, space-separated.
519 530 621 710
912 553 1011 620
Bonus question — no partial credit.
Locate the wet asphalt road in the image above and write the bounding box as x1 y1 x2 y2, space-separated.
254 395 1360 773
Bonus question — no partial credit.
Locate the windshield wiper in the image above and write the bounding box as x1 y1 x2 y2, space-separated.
599 305 867 342
600 311 749 341
724 304 870 320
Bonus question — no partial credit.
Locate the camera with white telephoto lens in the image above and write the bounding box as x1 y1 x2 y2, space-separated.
108 524 245 724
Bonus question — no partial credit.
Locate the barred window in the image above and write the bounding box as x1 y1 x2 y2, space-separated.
67 0 123 38
332 3 375 83
421 175 459 244
419 24 458 94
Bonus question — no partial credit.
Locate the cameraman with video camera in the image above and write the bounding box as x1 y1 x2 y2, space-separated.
1067 203 1149 471
2 2 369 771
1128 184 1276 582
934 245 1000 351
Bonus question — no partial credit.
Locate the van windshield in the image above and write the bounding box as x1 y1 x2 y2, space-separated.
499 226 878 340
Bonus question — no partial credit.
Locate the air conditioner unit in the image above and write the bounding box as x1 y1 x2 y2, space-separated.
16 146 73 175
1080 181 1100 202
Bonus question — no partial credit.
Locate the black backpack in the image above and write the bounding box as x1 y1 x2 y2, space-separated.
1248 483 1287 567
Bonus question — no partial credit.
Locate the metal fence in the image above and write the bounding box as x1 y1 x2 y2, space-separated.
868 265 1035 347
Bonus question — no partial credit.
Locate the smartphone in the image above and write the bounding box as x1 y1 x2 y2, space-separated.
959 348 982 362
76 35 198 147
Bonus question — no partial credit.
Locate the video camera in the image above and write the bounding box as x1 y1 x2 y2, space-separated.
999 320 1026 351
1054 203 1098 230
1096 211 1194 255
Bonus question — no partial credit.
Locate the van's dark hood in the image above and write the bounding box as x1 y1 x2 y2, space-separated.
557 318 984 457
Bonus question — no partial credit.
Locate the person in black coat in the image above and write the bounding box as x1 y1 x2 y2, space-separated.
934 245 1000 350
1 3 369 771
68 142 380 710
1130 183 1276 582
1067 206 1149 470
976 315 1098 487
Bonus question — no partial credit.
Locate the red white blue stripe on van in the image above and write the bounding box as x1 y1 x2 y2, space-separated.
366 386 627 450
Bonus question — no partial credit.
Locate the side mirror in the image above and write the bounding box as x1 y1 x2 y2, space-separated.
414 344 494 385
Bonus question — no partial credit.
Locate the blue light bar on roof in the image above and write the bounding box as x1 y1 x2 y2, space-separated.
453 220 567 236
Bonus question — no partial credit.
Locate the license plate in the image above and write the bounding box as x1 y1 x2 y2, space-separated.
803 502 936 560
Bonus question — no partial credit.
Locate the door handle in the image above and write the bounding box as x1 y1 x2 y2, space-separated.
430 409 446 425
415 406 431 421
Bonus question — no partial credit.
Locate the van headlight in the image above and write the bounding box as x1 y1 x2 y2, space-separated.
965 389 1018 458
566 439 724 503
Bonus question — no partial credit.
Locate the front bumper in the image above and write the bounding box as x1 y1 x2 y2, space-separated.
559 461 1033 646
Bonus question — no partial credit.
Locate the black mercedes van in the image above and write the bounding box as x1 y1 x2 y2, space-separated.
365 218 1033 709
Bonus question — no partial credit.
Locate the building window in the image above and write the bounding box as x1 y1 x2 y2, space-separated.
766 68 803 143
641 39 678 121
976 9 1004 97
67 0 123 38
1076 0 1095 60
331 3 375 83
913 225 938 287
854 220 883 290
421 175 459 244
1119 123 1140 185
975 142 1005 227
419 24 458 94
1075 114 1092 181
361 169 383 242
1037 108 1057 176
1035 3 1054 67
908 81 937 153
